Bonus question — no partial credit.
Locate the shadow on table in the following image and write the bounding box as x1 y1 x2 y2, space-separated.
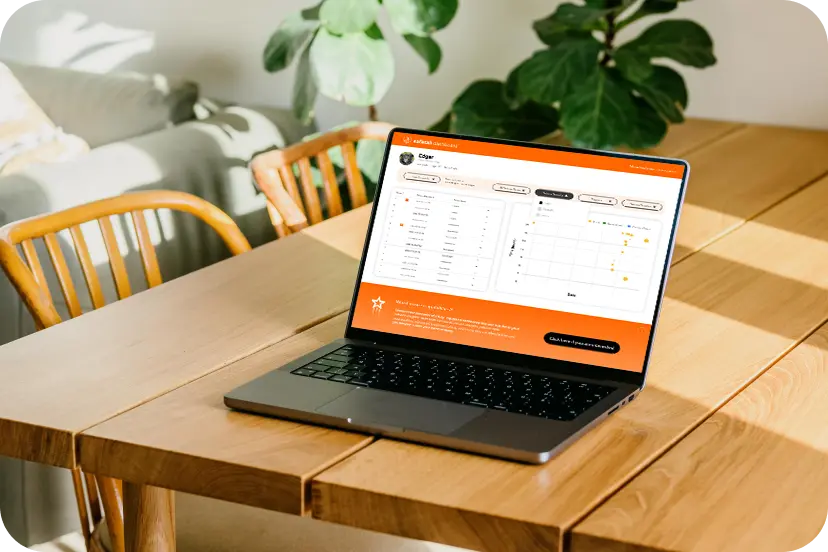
566 382 828 552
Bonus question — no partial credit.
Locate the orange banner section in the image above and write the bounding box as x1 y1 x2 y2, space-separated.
353 283 650 372
392 132 685 179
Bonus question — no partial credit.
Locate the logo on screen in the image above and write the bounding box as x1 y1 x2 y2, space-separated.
399 152 414 165
371 296 385 314
402 136 411 145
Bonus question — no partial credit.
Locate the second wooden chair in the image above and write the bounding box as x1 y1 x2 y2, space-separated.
251 121 394 237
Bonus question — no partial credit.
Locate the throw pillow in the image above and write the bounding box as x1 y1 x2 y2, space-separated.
0 62 89 176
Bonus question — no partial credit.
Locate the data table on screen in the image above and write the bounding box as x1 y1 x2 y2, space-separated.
374 188 505 291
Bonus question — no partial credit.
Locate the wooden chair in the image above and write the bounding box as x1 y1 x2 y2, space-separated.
0 190 252 552
251 121 395 237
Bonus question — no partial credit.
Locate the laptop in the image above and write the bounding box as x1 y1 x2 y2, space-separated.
225 128 689 464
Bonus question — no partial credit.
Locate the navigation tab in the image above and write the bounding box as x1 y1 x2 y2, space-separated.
404 173 441 183
579 194 617 206
536 189 574 200
622 199 662 211
493 183 530 195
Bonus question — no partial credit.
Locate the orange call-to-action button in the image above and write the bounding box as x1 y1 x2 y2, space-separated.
493 183 530 195
404 173 440 183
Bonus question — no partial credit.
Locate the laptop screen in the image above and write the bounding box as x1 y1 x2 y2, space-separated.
350 131 686 373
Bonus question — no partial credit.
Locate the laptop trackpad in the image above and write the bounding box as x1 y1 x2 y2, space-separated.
316 388 482 435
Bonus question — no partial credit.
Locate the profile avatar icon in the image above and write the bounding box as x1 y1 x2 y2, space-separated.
399 152 414 165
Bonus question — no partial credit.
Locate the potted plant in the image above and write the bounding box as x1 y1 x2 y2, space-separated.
433 0 717 150
262 0 458 125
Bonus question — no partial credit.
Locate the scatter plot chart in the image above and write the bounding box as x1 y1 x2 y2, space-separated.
497 199 662 312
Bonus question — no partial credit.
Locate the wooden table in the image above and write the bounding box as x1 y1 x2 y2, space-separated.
308 120 828 552
0 208 371 543
13 119 826 551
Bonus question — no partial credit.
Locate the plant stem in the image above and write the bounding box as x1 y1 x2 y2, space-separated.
600 13 617 66
368 105 378 121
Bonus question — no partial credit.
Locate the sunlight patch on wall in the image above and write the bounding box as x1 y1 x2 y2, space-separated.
34 10 154 72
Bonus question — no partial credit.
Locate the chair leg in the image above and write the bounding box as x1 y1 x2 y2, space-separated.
98 475 126 552
85 472 103 527
70 468 93 549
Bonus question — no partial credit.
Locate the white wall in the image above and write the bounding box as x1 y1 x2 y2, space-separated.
2 0 827 132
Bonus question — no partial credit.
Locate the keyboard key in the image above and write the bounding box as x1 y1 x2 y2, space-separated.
326 367 350 375
324 354 353 362
330 375 351 383
317 358 349 368
292 368 316 376
312 372 332 380
349 380 369 386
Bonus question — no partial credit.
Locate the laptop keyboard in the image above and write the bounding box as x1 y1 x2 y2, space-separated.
291 345 615 421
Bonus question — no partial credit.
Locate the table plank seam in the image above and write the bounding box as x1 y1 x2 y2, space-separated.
560 312 828 552
300 435 378 516
73 306 352 465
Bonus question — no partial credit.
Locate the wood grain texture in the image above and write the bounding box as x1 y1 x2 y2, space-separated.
80 314 372 516
673 124 828 262
124 483 175 552
642 119 742 158
312 175 828 552
571 324 828 552
0 206 370 468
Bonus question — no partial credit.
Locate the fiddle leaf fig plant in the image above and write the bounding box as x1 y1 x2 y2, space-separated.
434 0 716 150
264 0 458 124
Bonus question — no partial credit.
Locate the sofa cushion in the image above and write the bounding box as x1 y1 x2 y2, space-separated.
0 62 89 175
3 60 199 148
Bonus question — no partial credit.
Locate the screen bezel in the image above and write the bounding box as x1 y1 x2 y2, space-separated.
344 127 689 387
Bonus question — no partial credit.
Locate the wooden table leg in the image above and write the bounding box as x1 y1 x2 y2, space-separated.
124 483 175 552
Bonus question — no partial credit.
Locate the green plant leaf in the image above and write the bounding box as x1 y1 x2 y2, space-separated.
356 139 386 183
517 37 603 104
560 68 635 149
621 19 716 68
630 65 687 123
613 45 653 82
451 80 559 141
385 0 459 36
585 0 628 7
319 0 380 34
532 14 592 47
554 3 614 30
263 8 321 72
429 111 453 132
292 45 318 125
404 34 442 73
504 59 531 108
624 96 668 150
309 27 395 106
617 0 689 30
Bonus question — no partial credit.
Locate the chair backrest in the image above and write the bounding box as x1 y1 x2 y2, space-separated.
251 121 394 237
0 190 251 329
0 190 251 552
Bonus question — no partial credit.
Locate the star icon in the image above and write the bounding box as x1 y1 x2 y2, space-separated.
372 296 385 313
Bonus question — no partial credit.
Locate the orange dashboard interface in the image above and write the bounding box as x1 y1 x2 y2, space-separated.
351 133 686 372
